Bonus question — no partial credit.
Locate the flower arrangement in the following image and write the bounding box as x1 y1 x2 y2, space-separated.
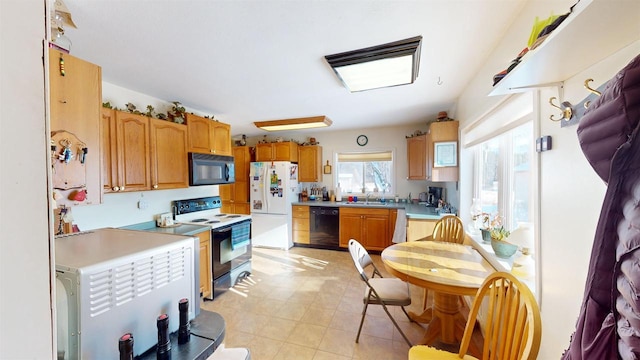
480 213 511 242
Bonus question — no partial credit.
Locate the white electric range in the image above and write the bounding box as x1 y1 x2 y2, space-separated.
173 196 252 300
173 196 251 228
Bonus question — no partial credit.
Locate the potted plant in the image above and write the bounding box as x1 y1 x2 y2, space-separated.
479 213 494 243
168 101 186 124
486 217 518 258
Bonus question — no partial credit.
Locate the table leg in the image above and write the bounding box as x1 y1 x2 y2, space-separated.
417 292 468 345
408 307 433 323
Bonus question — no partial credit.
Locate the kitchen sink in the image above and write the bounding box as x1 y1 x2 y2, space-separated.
342 202 390 206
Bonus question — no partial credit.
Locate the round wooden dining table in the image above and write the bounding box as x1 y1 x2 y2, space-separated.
381 240 495 349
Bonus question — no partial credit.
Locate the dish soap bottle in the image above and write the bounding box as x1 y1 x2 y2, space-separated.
335 183 342 202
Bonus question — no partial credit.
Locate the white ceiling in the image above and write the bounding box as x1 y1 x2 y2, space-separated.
63 0 527 137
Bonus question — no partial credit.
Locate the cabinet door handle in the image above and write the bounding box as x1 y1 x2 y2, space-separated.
112 186 120 191
153 184 158 189
120 186 125 191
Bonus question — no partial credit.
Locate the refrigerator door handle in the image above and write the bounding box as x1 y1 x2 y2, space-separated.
263 166 269 210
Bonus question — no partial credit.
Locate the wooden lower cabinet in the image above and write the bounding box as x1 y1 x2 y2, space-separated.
339 207 391 251
197 230 212 299
292 205 310 244
407 218 438 241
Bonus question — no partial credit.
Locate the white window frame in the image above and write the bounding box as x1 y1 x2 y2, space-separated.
472 122 533 230
462 92 539 298
334 149 396 196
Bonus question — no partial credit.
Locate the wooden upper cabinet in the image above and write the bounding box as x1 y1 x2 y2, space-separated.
212 122 231 156
49 48 102 206
430 120 459 142
149 118 189 190
233 146 251 182
430 120 459 182
102 108 118 193
255 142 298 162
103 110 189 192
114 112 151 192
186 113 231 156
407 134 431 180
274 142 298 162
298 145 322 182
255 143 273 161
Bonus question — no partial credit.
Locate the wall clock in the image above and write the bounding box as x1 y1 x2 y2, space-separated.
357 135 368 146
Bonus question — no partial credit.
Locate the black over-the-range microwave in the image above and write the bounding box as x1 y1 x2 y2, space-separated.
188 153 235 186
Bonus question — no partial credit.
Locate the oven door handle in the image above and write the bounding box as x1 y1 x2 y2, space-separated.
225 164 230 182
213 227 232 234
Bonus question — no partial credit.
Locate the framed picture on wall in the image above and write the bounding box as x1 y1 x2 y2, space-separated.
434 141 457 167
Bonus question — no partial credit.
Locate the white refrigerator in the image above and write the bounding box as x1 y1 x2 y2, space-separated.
250 161 299 249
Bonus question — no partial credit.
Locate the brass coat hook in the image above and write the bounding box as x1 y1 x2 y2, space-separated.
549 97 573 122
583 78 602 108
584 78 602 96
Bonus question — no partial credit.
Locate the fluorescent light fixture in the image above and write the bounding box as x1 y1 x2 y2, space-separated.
325 36 422 92
254 116 332 131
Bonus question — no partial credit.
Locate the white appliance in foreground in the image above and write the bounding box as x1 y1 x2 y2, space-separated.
250 161 299 249
55 228 196 360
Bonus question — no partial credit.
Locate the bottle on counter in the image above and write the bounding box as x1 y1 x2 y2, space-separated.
178 298 190 344
335 183 342 201
156 314 171 360
119 333 134 360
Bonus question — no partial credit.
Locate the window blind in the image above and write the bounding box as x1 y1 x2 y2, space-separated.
337 151 392 162
461 92 533 148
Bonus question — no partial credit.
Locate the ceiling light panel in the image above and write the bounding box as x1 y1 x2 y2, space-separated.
254 116 332 131
334 55 414 92
325 36 422 93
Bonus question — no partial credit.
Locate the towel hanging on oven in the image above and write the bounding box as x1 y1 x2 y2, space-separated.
231 221 251 250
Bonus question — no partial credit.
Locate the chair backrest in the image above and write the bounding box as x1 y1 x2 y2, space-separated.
458 272 541 360
348 239 377 282
432 215 464 244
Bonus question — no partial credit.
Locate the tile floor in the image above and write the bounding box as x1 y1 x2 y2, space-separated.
200 246 435 360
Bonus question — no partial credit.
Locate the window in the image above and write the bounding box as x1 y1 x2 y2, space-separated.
473 122 533 230
336 150 394 195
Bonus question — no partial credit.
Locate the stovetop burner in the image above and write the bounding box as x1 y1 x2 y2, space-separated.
190 218 209 223
227 215 242 218
206 220 220 224
215 214 227 217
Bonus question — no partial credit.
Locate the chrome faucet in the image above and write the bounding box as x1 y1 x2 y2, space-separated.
365 193 372 204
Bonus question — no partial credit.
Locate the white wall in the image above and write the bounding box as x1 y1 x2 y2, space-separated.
0 0 54 358
537 41 640 359
455 0 640 355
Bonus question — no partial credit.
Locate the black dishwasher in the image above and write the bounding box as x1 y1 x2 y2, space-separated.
310 206 340 249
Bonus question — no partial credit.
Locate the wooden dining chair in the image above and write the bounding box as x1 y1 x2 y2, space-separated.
408 272 542 360
348 239 414 346
432 215 465 244
423 215 465 309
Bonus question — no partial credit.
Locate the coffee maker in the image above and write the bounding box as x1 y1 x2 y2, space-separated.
426 187 443 207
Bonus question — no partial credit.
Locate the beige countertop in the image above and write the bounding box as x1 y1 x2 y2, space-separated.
292 201 448 220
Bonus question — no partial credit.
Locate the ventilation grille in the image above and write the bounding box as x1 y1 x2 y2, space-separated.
88 247 187 317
